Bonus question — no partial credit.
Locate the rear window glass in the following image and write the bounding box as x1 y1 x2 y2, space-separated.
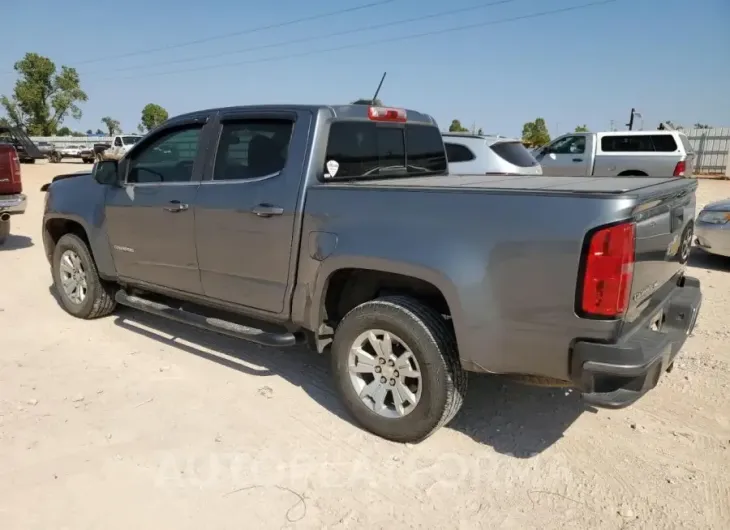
445 142 476 163
600 134 678 152
324 122 447 178
678 133 694 154
490 141 539 167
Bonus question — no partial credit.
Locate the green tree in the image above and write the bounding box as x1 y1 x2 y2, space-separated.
574 124 589 132
86 129 93 135
102 116 121 136
521 118 550 146
57 126 72 136
94 128 104 135
448 119 469 132
139 103 169 132
693 123 711 129
0 116 9 128
0 53 87 136
351 98 383 106
477 127 484 135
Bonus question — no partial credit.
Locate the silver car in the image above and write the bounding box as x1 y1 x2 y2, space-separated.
695 199 730 257
443 133 542 175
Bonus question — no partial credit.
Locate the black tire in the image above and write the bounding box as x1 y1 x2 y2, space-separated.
679 222 694 264
331 295 466 443
0 219 9 245
51 233 117 319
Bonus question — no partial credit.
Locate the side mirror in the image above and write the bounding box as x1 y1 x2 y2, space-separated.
93 160 120 186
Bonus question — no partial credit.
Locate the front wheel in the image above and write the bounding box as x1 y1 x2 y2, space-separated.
331 295 466 443
51 233 117 319
0 219 9 245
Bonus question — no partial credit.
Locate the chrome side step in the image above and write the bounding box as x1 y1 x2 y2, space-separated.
114 291 297 348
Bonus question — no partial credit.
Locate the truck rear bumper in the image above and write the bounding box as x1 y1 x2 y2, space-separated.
0 194 27 216
571 275 701 408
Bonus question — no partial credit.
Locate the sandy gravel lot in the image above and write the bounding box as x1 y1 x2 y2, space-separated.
1 162 729 529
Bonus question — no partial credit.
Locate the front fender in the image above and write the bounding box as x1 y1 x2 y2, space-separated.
43 174 117 279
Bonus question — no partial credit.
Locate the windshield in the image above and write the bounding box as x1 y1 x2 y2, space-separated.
324 121 446 179
122 136 141 145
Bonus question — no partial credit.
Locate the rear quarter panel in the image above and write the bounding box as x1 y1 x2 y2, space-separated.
296 185 637 381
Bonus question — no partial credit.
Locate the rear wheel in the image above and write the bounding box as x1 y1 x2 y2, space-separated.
331 295 466 443
679 222 694 264
51 233 117 319
0 219 9 245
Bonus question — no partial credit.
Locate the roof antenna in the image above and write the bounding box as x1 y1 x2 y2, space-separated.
371 71 387 105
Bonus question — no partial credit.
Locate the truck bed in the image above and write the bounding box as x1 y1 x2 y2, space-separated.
354 174 688 195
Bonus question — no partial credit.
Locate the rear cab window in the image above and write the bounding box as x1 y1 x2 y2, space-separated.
323 113 447 179
600 134 678 152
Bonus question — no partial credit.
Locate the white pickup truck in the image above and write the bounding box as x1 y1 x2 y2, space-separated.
93 135 142 161
535 131 695 178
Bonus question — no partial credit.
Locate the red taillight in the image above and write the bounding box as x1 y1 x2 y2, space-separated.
580 222 635 317
368 106 407 122
11 150 22 193
673 160 686 177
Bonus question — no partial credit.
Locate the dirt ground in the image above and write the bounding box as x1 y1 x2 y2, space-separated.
1 162 729 530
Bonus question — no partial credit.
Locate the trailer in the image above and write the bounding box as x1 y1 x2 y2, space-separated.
0 127 45 163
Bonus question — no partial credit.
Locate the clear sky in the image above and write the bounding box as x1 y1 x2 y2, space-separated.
2 0 728 137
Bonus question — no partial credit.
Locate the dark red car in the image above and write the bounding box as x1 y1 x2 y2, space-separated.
0 143 27 245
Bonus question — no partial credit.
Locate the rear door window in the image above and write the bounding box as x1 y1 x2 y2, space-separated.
490 141 540 167
444 142 476 162
324 122 446 178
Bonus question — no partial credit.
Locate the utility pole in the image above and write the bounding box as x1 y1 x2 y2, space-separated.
626 108 636 131
610 119 615 131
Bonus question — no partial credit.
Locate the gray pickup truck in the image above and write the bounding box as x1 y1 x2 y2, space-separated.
41 104 703 443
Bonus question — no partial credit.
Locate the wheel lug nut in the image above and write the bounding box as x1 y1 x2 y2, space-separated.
380 376 387 384
388 360 395 367
379 358 386 365
389 379 396 386
393 370 399 377
374 366 381 373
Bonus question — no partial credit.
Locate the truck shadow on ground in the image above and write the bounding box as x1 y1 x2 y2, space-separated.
0 234 33 251
688 249 730 272
100 304 586 458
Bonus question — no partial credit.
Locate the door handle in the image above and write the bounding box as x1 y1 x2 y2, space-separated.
164 200 189 213
572 158 583 162
252 204 284 217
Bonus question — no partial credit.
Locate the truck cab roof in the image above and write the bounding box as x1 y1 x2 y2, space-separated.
169 104 437 126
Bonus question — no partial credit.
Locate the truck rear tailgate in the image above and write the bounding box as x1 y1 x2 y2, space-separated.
622 179 696 331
